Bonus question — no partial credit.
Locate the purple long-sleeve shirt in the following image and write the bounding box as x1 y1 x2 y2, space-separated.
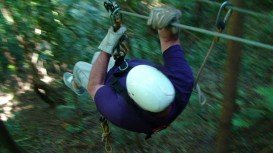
94 45 194 133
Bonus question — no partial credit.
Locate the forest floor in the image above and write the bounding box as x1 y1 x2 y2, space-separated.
1 77 215 153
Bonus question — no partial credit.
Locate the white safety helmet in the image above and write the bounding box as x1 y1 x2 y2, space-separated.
126 65 175 113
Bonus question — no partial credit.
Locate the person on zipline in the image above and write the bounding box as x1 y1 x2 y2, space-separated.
63 7 194 137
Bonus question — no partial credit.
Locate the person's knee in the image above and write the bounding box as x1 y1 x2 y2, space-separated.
75 61 86 68
74 61 87 73
73 61 92 75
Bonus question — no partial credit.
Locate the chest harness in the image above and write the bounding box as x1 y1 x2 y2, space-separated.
111 56 169 139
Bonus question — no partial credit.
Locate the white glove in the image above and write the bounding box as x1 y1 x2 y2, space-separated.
147 7 181 34
98 26 127 54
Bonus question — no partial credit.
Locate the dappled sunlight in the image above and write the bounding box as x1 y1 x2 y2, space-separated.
31 53 54 84
0 93 14 106
0 92 35 121
0 93 15 121
17 82 32 94
1 103 34 121
13 105 34 112
3 51 16 64
40 76 54 84
2 105 14 120
37 88 46 94
34 28 42 35
141 0 163 8
0 0 272 152
37 62 55 84
1 7 14 25
31 53 39 64
0 114 9 121
54 19 61 24
16 35 24 43
10 75 33 94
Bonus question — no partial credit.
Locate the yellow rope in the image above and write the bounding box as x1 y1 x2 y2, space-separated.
100 119 112 153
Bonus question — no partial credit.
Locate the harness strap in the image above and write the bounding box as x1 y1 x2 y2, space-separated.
144 92 183 139
110 62 183 139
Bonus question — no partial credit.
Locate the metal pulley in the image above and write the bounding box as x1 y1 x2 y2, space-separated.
104 0 122 32
104 0 130 63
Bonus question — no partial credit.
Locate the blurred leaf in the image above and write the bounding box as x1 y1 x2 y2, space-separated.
255 87 273 111
65 124 84 134
232 117 252 128
7 64 16 72
242 108 265 120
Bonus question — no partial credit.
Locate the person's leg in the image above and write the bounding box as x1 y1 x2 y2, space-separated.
63 61 92 95
73 61 92 90
63 71 86 95
64 52 115 95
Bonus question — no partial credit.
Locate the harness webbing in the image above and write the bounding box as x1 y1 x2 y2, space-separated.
110 62 167 139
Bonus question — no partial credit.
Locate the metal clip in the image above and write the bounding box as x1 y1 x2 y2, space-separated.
104 0 122 31
113 34 129 61
104 0 129 64
215 1 233 31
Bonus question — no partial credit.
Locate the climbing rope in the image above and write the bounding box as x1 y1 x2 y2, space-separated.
192 1 232 107
120 10 273 51
100 117 112 153
194 36 218 88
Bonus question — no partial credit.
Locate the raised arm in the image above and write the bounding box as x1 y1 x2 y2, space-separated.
88 26 126 99
158 28 180 53
88 52 110 98
147 7 181 52
147 7 194 101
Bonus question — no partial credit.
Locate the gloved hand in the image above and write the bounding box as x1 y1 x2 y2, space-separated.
147 6 181 34
98 26 127 55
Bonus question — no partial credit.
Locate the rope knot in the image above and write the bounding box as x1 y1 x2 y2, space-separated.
100 117 112 153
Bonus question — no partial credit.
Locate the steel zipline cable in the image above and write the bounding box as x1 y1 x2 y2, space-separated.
120 10 273 51
197 0 273 20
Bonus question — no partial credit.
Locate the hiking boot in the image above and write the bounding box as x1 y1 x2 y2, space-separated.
63 72 85 95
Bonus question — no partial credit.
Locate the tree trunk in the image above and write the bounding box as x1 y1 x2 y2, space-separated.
193 1 203 27
0 120 23 153
215 0 244 152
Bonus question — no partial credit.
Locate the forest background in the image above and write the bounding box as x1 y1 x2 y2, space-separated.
0 0 273 152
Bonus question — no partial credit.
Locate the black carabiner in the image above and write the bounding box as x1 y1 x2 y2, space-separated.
104 0 122 32
104 0 129 63
215 1 233 31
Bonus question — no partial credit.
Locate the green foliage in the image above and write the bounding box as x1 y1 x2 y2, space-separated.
65 124 84 134
255 87 273 112
233 86 273 129
1 0 273 152
7 65 16 72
